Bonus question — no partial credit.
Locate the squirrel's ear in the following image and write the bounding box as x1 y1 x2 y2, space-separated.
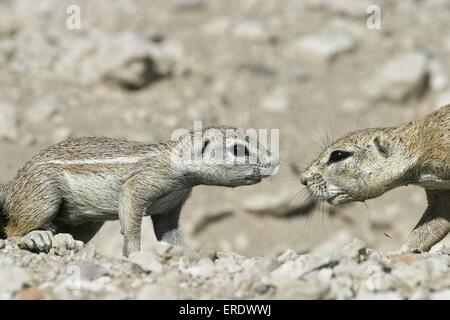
373 133 391 158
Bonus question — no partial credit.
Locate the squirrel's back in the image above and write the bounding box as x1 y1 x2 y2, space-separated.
33 137 157 162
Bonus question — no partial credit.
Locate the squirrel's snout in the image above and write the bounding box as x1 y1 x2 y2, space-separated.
271 156 280 166
271 158 280 171
300 170 312 186
300 175 308 186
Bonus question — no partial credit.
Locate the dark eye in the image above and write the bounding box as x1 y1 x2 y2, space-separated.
232 144 249 157
327 150 353 164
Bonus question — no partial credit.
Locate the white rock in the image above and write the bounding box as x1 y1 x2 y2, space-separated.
365 271 398 292
333 258 365 278
391 264 428 288
0 103 18 141
329 276 354 299
261 87 289 112
335 239 369 261
429 242 447 253
76 260 107 281
275 277 329 299
318 268 334 286
180 258 215 278
424 255 450 275
270 254 330 282
277 249 299 263
0 257 31 299
431 241 450 255
129 250 163 273
75 244 96 260
364 53 429 102
294 32 355 63
215 252 245 273
254 283 274 295
79 276 112 293
258 257 280 273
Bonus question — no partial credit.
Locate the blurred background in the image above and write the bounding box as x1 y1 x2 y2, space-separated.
0 0 449 257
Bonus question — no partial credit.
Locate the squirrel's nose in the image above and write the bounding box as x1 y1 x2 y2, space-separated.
300 176 308 186
271 158 280 169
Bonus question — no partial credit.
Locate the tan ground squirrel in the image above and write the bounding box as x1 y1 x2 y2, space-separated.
0 127 278 256
301 104 450 253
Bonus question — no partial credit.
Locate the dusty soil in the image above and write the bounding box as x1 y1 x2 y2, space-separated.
0 0 450 299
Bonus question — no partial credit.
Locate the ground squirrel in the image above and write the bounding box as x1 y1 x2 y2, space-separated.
301 104 450 253
0 127 278 256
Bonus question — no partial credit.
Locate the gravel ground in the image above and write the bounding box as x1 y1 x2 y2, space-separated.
2 239 450 300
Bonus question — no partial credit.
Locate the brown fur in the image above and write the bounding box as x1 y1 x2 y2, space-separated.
0 127 277 256
301 104 450 253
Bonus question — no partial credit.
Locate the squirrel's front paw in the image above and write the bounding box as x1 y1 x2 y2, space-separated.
11 231 84 255
15 230 54 253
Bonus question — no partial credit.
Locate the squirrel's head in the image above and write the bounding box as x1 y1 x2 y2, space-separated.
300 127 413 204
171 126 279 187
